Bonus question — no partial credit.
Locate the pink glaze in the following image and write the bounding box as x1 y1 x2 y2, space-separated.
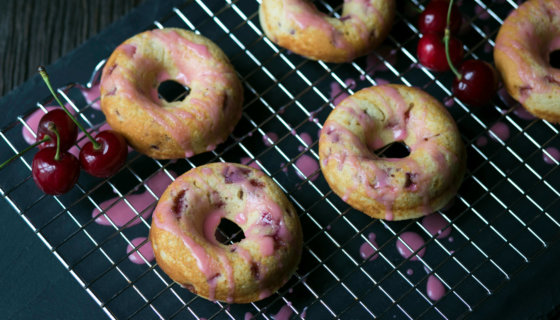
241 157 262 170
396 232 426 261
359 232 379 260
93 170 175 227
543 147 560 165
22 106 75 144
126 237 155 264
203 209 225 244
330 82 349 106
80 82 101 110
263 132 279 146
422 213 451 239
120 43 137 57
259 289 272 300
443 96 455 108
273 303 293 320
244 312 253 320
406 268 414 275
300 132 313 147
375 78 390 85
448 236 454 242
380 85 408 141
489 122 510 141
295 154 319 181
474 5 490 20
426 275 446 301
513 106 536 120
476 136 488 147
364 46 397 76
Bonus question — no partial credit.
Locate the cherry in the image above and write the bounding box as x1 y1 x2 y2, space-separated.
79 130 128 178
419 0 461 35
36 109 78 151
39 66 128 179
451 60 498 107
441 0 497 106
417 33 463 72
32 148 80 195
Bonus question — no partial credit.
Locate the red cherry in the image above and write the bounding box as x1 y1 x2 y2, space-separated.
419 0 462 35
417 33 463 72
36 109 78 151
79 130 128 178
452 59 499 107
32 148 80 195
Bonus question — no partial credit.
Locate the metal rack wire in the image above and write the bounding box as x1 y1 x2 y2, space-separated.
1 0 560 318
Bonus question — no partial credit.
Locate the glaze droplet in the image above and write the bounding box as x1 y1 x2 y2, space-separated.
396 232 426 261
426 275 446 301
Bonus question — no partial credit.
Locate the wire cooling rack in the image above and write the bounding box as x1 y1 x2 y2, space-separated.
2 0 560 318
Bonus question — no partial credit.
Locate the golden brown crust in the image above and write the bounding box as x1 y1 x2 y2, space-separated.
100 28 243 159
259 0 395 63
318 85 466 221
494 0 560 123
150 163 303 303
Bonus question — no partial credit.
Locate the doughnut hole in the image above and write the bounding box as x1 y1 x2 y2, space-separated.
375 141 410 159
315 0 343 16
215 218 245 244
157 80 190 102
549 50 560 69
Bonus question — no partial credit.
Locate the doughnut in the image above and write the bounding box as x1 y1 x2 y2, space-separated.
318 84 466 221
100 28 243 159
259 0 396 63
149 163 303 303
494 0 560 122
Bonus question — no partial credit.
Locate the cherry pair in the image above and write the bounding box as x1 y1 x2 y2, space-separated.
1 67 128 195
417 0 498 107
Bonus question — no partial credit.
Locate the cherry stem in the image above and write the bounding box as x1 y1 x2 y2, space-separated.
38 66 101 149
0 136 50 169
443 0 462 79
51 124 62 161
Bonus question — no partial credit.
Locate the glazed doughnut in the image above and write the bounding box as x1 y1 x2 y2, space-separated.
494 0 560 122
100 28 243 159
259 0 395 63
319 84 466 221
149 163 303 303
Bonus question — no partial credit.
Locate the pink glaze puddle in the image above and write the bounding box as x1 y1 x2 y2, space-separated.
489 122 510 141
406 268 414 276
374 78 390 85
359 232 379 261
443 96 455 108
241 157 262 170
363 46 397 77
513 106 536 120
294 155 319 181
476 136 488 147
22 105 75 145
93 170 175 227
474 4 490 20
426 275 446 301
244 312 253 320
330 82 349 106
297 132 313 151
421 213 451 239
543 147 560 165
263 132 278 146
126 237 155 264
396 232 426 261
448 236 454 242
79 83 101 110
272 303 293 320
